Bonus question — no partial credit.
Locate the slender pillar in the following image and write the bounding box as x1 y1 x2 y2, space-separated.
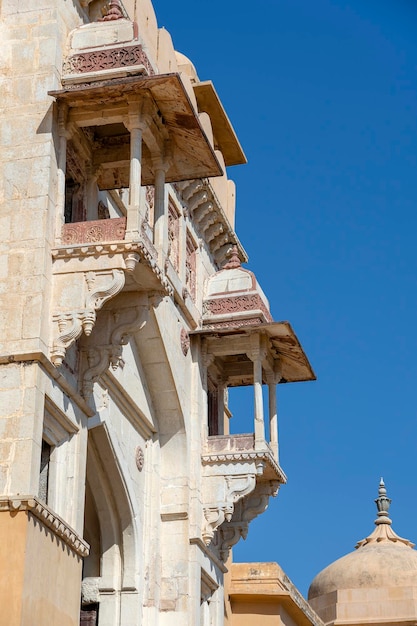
126 124 143 238
153 165 168 255
253 354 265 448
201 340 215 439
56 104 69 240
217 378 227 436
86 165 101 221
248 335 266 450
267 374 279 461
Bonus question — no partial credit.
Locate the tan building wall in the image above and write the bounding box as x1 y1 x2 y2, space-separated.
0 501 86 626
227 562 323 626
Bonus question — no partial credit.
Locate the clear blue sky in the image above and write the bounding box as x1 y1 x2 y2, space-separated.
154 0 417 596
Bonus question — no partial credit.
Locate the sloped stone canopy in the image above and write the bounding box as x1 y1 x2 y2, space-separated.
49 73 223 188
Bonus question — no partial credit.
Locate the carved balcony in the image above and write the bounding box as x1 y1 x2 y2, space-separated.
50 216 170 368
201 432 286 553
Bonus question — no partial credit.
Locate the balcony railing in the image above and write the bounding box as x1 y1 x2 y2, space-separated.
61 217 126 245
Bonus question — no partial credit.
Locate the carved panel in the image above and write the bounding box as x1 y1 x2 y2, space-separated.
62 217 126 245
63 45 155 76
186 232 197 301
180 328 190 356
168 201 180 272
135 446 145 471
203 294 272 321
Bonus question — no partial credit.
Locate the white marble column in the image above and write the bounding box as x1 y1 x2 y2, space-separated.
126 123 143 238
267 373 279 461
125 97 147 239
153 164 168 258
248 335 266 450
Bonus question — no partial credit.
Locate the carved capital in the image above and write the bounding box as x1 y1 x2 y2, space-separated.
202 504 234 545
247 334 268 363
51 312 85 366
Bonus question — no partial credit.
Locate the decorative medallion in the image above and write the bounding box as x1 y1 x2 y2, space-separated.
135 446 145 472
180 328 190 356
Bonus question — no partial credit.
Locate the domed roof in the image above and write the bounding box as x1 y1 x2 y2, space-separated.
308 480 417 625
202 246 272 330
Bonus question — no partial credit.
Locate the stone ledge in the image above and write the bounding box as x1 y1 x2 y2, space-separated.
0 496 90 557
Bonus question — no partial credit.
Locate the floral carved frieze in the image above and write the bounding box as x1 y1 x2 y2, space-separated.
203 294 272 321
62 218 126 245
63 45 155 77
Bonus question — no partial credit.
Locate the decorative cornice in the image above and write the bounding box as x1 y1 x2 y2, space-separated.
175 178 247 268
200 317 266 331
0 496 89 557
202 450 287 484
52 239 172 296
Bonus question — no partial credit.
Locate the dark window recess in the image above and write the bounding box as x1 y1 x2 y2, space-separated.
65 178 86 223
208 384 219 436
39 439 51 503
80 604 99 626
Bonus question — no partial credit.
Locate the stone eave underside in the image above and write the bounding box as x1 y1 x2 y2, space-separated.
49 72 223 185
193 322 316 384
0 496 89 557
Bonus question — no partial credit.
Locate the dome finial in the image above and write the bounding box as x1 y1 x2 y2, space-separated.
222 245 242 269
375 477 392 526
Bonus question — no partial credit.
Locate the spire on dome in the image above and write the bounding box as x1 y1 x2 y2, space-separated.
375 477 392 525
355 479 415 549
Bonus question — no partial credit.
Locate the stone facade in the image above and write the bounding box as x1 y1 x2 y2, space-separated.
0 1 314 625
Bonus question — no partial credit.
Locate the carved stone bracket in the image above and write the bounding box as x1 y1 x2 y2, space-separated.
51 269 126 366
218 521 249 561
81 295 149 397
202 473 256 545
212 480 280 560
